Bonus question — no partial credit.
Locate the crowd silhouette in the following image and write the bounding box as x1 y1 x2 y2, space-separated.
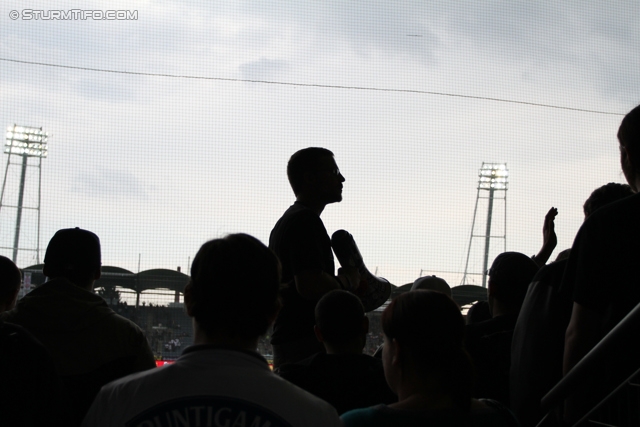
0 103 639 426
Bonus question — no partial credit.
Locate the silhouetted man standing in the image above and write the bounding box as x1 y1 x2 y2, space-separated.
269 148 360 368
3 228 155 425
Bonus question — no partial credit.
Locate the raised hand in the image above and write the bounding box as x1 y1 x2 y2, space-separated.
534 207 558 267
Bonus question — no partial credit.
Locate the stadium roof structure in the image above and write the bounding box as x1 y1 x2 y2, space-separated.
450 285 489 306
137 268 189 293
99 266 137 291
390 282 488 307
22 264 189 293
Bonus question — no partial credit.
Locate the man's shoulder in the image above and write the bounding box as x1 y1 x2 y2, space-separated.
566 193 640 288
521 259 570 309
580 192 640 235
2 279 100 323
86 353 341 427
0 320 49 355
98 358 164 392
269 202 330 265
592 191 640 215
102 309 148 338
95 387 338 427
535 259 568 283
5 282 145 340
273 203 321 228
278 352 322 375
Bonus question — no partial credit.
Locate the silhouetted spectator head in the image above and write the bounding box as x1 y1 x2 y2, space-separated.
287 147 344 203
42 228 101 288
486 252 538 316
583 183 633 218
382 290 473 410
0 255 21 312
314 290 368 354
411 275 452 298
619 104 640 191
186 233 281 342
466 300 491 324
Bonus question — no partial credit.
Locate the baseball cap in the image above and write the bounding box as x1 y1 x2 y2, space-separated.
44 227 101 271
411 275 452 298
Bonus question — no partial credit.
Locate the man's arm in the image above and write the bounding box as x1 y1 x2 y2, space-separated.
294 267 360 301
533 207 558 267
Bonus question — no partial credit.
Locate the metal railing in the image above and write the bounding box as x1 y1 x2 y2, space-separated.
537 301 640 427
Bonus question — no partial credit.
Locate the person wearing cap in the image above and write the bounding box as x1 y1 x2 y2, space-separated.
82 234 342 427
2 227 155 426
278 290 396 415
464 251 539 406
411 275 452 298
269 148 361 369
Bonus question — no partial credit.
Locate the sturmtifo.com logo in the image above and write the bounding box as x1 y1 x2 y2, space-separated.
9 10 138 20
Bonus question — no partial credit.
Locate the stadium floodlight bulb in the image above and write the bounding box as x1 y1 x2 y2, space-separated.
5 125 49 158
477 163 508 190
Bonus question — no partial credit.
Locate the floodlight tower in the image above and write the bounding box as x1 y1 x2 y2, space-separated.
0 125 49 264
461 163 508 288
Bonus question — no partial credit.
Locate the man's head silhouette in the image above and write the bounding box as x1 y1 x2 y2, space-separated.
43 227 101 289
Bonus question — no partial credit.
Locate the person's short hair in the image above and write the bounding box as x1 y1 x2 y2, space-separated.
487 252 538 308
411 275 452 298
43 228 101 281
383 290 464 354
382 290 473 408
287 147 334 196
0 255 21 305
315 290 365 345
189 233 281 339
618 104 640 171
583 183 633 217
466 300 491 324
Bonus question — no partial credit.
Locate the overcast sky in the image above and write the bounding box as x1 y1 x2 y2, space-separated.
1 1 638 290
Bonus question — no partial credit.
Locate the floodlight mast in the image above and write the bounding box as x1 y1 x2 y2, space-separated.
479 164 508 287
0 125 49 264
461 163 509 288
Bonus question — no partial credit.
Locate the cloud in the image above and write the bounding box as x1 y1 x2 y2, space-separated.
71 167 149 199
0 0 637 281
